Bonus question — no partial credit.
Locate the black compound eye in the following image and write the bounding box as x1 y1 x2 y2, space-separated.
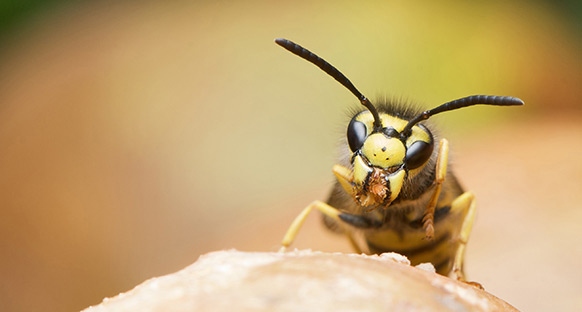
347 119 367 152
405 140 434 169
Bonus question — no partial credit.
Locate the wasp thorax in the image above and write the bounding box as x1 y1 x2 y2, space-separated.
361 133 406 169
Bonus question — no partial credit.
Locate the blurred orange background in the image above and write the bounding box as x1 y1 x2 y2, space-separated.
0 1 581 311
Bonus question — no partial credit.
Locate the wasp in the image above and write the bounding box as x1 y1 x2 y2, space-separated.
275 38 524 282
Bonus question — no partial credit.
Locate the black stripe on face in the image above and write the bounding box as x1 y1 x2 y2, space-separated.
366 233 450 256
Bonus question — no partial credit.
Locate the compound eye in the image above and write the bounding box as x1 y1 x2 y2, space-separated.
347 119 367 152
405 140 434 169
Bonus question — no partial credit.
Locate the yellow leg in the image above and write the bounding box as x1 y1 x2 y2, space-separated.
331 166 363 253
345 231 363 254
449 192 477 283
423 138 449 240
280 166 363 253
280 200 343 251
332 164 355 196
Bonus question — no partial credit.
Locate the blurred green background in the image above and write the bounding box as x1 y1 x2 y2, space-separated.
0 1 581 311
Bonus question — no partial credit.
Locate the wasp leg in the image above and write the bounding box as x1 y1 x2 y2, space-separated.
449 191 483 288
344 230 363 254
332 164 355 196
280 201 340 250
280 165 364 253
280 200 364 253
423 138 449 240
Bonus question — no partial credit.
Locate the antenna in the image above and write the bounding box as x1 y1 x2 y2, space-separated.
400 95 525 136
275 38 382 129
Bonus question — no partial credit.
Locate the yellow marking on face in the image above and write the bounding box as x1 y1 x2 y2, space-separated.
355 112 431 147
387 169 406 203
380 114 409 132
406 126 431 147
361 133 405 168
355 112 409 133
355 112 411 132
353 155 372 186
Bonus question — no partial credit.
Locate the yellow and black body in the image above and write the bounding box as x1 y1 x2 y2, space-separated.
326 104 466 275
274 38 523 281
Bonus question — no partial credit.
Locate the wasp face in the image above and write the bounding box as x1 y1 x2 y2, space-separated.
347 111 434 208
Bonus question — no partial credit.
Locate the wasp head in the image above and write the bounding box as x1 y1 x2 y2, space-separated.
347 110 434 208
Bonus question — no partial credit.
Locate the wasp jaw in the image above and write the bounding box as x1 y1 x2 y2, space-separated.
354 168 388 207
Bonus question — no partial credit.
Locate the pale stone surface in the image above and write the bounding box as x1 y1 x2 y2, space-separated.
83 250 518 312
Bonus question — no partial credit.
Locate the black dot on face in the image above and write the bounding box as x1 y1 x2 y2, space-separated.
373 153 377 156
386 157 389 160
382 147 386 152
